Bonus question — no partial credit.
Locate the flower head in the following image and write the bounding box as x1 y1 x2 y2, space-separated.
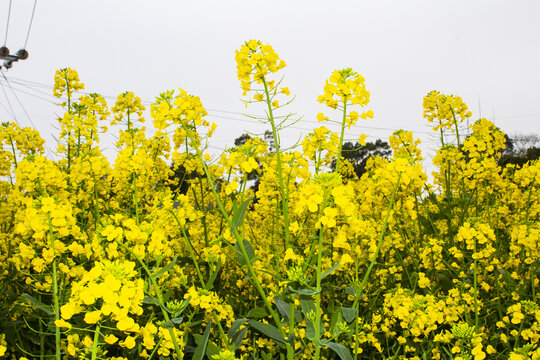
235 40 286 95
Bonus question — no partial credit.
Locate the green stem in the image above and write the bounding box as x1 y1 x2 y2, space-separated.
93 174 101 228
473 258 478 330
181 123 293 358
39 312 44 360
450 106 461 149
47 214 61 360
335 97 348 172
438 119 445 147
314 191 331 360
525 178 535 222
352 173 401 359
288 299 295 341
262 76 291 250
314 231 324 360
199 179 209 247
115 240 184 359
76 127 81 158
353 172 402 310
8 134 18 168
212 312 233 351
64 71 72 173
532 263 536 302
133 175 140 226
67 132 71 172
170 211 206 287
90 324 101 360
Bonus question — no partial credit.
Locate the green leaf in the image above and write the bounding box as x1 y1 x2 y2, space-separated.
304 317 325 342
247 320 286 346
434 271 453 291
205 260 221 291
233 327 249 350
162 287 173 303
228 320 249 350
205 341 220 358
299 297 323 342
232 197 252 233
498 268 512 284
192 322 212 360
330 309 343 336
22 293 54 316
323 341 354 360
142 296 159 305
340 307 357 323
274 296 290 320
288 287 319 296
192 337 220 358
345 286 356 296
161 320 175 329
320 262 340 280
299 297 316 316
235 239 257 267
274 296 302 323
161 317 183 329
152 256 178 281
247 307 269 319
228 318 247 337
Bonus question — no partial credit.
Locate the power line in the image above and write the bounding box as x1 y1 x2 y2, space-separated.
206 107 259 118
496 113 540 120
0 98 16 122
2 72 36 127
2 71 55 158
3 0 12 46
0 78 59 104
3 76 539 149
0 75 18 125
24 0 37 48
2 75 50 88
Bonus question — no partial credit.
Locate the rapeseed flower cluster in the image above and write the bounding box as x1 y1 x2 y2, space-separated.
235 40 286 96
1 40 539 360
423 90 472 131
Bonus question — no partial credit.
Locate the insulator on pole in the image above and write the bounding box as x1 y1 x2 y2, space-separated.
0 47 9 58
16 49 28 60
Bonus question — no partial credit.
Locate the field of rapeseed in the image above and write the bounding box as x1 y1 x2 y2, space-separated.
1 40 539 360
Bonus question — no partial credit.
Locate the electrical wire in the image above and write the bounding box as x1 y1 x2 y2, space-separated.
0 75 19 125
2 71 55 158
0 98 16 121
6 76 540 123
2 72 37 128
0 78 60 104
24 0 37 48
3 0 12 46
2 75 51 88
2 75 538 155
0 77 67 101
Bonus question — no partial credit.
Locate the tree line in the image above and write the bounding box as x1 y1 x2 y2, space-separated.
168 132 540 195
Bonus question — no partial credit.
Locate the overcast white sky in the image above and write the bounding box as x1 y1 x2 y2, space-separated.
1 0 539 168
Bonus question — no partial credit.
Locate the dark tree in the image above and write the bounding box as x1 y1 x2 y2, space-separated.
234 131 274 151
498 134 540 168
231 132 279 201
331 140 392 178
167 163 197 195
234 133 252 147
